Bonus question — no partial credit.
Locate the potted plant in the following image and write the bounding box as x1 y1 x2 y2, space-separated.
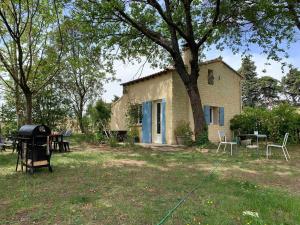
174 121 193 145
127 126 139 145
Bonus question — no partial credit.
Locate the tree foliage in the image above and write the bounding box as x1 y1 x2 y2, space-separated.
58 18 114 133
257 76 281 107
86 100 111 133
239 56 260 107
0 0 64 123
76 0 298 136
32 82 72 129
282 68 300 105
230 104 300 143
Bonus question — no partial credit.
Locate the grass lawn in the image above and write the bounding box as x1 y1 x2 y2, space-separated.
0 142 300 225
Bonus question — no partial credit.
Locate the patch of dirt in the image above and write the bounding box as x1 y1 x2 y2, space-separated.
221 168 300 194
12 207 39 225
0 200 10 211
71 144 112 152
104 159 147 167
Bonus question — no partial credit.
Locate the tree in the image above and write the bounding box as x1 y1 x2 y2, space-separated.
0 0 63 124
254 0 300 31
59 19 113 133
86 100 111 134
282 68 300 105
76 0 296 137
0 91 19 135
239 56 260 107
286 0 300 30
33 82 72 129
257 76 281 107
0 74 23 128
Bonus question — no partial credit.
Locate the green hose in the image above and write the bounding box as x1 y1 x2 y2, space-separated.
156 161 221 225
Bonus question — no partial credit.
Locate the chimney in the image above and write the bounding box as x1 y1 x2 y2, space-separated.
182 44 192 73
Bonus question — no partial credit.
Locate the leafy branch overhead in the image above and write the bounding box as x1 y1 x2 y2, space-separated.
77 0 299 137
0 0 64 123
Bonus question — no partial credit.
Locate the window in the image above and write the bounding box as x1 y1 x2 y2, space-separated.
204 105 224 126
209 107 219 125
208 69 214 85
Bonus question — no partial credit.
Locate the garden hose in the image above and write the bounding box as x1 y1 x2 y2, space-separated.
155 159 222 225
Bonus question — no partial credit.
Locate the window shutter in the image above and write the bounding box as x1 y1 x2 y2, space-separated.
142 101 152 143
219 107 224 126
204 105 210 125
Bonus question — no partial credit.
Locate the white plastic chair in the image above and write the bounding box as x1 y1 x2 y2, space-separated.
217 131 237 156
266 133 290 161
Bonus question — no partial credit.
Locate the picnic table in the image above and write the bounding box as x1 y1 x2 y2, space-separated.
50 133 65 152
50 132 70 152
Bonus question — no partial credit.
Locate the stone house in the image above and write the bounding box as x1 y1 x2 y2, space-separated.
110 50 243 144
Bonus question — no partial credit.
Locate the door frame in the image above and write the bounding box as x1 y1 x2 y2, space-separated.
153 100 162 144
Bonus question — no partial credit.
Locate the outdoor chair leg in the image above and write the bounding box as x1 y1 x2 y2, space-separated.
223 144 227 152
16 155 19 171
217 143 221 153
266 146 269 159
282 147 288 161
230 144 233 156
284 146 291 159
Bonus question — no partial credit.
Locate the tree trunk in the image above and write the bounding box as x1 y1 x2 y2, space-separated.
78 114 85 134
14 82 22 128
173 47 206 138
24 92 33 124
78 100 85 133
185 82 206 137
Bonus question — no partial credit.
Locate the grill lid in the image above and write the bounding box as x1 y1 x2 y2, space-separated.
18 125 51 137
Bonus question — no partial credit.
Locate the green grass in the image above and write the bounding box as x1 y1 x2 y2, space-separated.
68 133 98 145
0 144 300 225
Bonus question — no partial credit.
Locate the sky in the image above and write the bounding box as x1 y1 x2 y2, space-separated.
102 39 300 103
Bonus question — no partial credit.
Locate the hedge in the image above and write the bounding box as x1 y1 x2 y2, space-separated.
230 104 300 143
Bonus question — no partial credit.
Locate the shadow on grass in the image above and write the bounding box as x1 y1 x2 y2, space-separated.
1 157 300 225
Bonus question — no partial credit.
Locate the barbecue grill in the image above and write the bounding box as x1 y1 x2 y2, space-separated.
16 125 53 174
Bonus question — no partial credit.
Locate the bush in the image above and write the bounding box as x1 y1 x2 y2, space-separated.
95 132 107 144
195 130 209 145
268 104 300 143
125 127 139 146
108 134 119 147
230 104 300 143
174 121 193 146
230 107 269 135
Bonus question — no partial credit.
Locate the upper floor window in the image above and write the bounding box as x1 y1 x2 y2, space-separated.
208 69 214 85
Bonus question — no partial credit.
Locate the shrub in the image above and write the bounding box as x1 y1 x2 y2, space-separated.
174 121 193 146
230 107 269 135
195 130 209 145
268 104 300 143
95 132 107 144
230 104 300 143
108 134 119 147
125 127 139 146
